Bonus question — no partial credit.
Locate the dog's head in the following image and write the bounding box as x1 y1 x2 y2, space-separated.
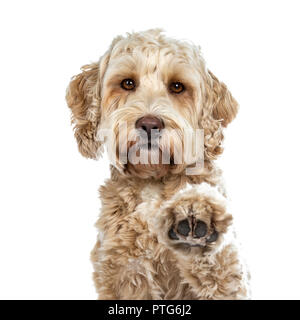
66 29 238 179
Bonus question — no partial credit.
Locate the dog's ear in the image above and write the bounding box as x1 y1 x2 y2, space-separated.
207 69 239 127
200 69 239 159
66 54 109 159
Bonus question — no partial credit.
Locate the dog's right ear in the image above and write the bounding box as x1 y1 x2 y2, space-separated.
66 55 109 159
66 62 101 159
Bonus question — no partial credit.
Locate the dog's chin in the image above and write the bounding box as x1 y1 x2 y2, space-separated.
123 149 187 179
120 146 169 179
123 147 166 179
125 162 171 179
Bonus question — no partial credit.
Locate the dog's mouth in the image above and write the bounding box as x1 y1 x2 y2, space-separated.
138 141 160 150
107 122 191 178
136 129 161 149
115 127 184 168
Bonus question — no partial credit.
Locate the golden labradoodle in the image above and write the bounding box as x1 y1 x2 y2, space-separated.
66 29 250 299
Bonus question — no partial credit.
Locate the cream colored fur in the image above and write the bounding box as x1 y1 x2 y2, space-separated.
66 29 250 299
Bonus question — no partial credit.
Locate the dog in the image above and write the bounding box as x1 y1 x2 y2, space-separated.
66 29 250 299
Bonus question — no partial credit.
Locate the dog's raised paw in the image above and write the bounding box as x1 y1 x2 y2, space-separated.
168 215 220 250
160 191 233 252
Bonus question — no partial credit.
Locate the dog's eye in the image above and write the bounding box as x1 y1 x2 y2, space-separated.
169 82 185 94
121 79 135 90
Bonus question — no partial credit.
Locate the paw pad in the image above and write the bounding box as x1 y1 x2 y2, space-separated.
206 230 218 243
177 219 190 236
194 220 207 238
168 216 218 248
168 228 179 240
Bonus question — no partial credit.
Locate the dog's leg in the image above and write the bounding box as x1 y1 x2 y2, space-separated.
156 183 250 299
91 219 164 300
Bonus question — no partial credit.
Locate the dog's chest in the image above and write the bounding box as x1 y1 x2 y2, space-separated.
134 183 164 223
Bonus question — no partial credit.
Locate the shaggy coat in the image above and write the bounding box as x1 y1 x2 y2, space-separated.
66 29 250 299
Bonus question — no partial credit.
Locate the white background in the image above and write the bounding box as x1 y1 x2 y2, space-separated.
0 0 299 299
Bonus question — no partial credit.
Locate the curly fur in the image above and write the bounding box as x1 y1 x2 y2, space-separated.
66 29 250 299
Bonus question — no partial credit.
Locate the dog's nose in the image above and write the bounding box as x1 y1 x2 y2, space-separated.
135 116 164 136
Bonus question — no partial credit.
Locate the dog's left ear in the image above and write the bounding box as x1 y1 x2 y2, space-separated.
201 69 239 159
206 70 239 127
